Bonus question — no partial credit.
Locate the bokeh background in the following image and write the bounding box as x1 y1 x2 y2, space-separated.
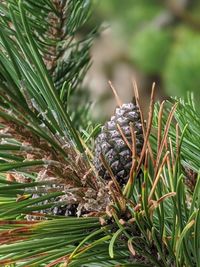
84 0 200 120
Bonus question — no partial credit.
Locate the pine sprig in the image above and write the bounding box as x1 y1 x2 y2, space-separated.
0 0 96 153
0 83 199 266
0 1 199 266
0 0 99 193
153 93 200 189
0 0 105 231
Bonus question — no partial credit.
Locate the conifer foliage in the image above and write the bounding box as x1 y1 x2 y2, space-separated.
0 1 199 267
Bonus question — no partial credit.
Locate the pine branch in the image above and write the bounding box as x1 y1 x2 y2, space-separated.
0 0 106 223
0 1 199 266
0 0 96 152
153 93 200 184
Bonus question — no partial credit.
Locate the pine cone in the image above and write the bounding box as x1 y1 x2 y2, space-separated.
93 103 144 186
29 184 79 219
50 203 78 216
184 167 197 192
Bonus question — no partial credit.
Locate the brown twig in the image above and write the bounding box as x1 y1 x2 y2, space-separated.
116 124 132 150
154 103 178 177
137 83 156 172
148 151 170 202
100 154 122 196
169 137 175 166
133 80 155 166
157 101 165 153
108 81 123 107
130 122 137 158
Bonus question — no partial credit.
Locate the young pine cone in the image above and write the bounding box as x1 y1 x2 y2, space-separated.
93 103 144 186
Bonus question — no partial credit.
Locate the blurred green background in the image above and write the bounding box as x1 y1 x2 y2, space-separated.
85 0 200 119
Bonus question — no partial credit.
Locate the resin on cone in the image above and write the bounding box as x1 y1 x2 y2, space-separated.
94 103 144 186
